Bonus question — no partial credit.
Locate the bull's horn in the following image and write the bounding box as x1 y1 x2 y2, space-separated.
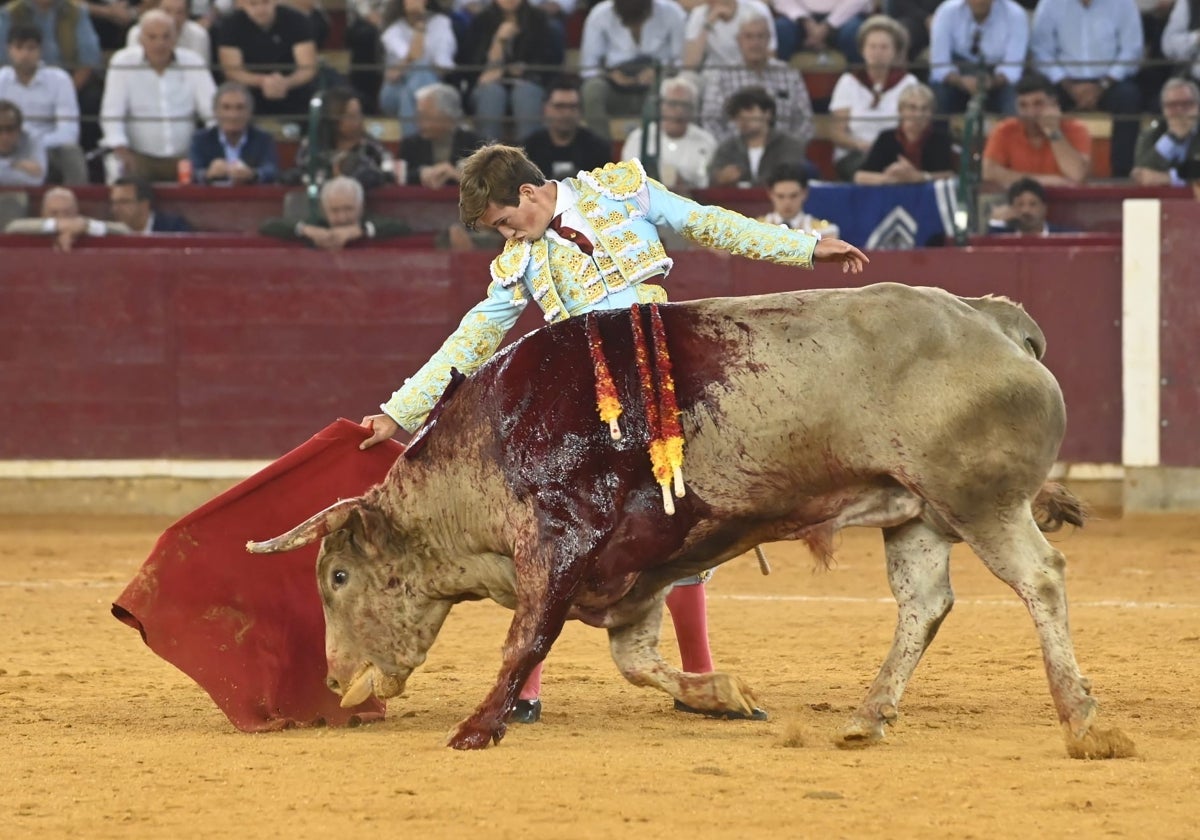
245 497 361 554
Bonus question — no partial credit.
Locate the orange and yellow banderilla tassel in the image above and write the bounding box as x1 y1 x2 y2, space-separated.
586 313 622 439
650 304 685 500
631 304 674 514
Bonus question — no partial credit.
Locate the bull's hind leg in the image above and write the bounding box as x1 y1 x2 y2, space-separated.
608 591 761 718
839 519 955 748
962 513 1134 759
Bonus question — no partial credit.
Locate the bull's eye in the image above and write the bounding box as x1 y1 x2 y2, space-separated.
331 569 349 589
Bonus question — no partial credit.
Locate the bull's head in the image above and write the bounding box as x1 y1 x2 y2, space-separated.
247 498 452 708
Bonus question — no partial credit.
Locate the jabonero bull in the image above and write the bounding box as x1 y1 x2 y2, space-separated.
248 282 1134 758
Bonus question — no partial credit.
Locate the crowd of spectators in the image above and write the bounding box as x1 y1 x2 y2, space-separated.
3 0 1200 243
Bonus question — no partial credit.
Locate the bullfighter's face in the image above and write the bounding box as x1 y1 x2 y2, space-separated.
316 509 452 708
477 182 555 243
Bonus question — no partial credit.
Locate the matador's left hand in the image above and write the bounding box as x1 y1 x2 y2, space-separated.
813 237 869 274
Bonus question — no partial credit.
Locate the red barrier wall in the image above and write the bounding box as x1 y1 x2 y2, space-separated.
1158 201 1200 467
0 238 1121 463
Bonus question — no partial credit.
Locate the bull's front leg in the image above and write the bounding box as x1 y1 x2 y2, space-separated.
608 588 761 717
446 548 581 750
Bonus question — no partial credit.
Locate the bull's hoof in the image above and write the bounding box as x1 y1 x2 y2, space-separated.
1063 724 1137 760
836 717 886 750
674 699 768 721
446 717 506 750
508 699 542 724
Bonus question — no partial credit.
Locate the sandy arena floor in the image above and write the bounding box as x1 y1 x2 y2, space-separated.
1 512 1197 839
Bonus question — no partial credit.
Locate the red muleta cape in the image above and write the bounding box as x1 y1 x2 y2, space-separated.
112 419 402 731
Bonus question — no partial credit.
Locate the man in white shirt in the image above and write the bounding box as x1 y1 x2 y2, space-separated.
0 25 86 183
579 0 686 139
621 75 717 188
126 0 212 65
101 9 215 182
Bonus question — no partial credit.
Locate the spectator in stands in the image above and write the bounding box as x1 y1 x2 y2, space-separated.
294 85 396 188
85 0 136 51
854 82 954 184
190 81 279 183
700 14 814 147
987 176 1063 234
828 15 917 182
1131 77 1200 185
259 174 412 248
460 0 561 142
982 71 1092 186
578 0 686 140
399 81 482 187
759 160 839 235
216 0 318 118
127 0 211 63
888 0 941 64
0 98 45 184
1138 0 1175 108
0 0 104 151
709 85 808 186
109 175 192 231
522 75 611 179
4 184 130 248
770 0 870 64
0 25 87 183
100 9 215 182
682 0 777 72
1030 0 1143 178
1162 0 1200 84
345 0 388 112
284 0 329 48
621 75 717 188
928 0 1028 116
379 0 456 137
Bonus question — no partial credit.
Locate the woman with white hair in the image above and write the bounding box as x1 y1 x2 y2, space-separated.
853 83 955 185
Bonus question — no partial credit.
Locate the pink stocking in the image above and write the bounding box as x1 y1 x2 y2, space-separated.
519 661 543 701
665 582 714 674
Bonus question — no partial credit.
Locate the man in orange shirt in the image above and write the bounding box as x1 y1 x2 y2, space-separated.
982 71 1092 187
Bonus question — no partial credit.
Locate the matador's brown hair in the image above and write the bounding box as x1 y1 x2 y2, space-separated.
458 143 547 230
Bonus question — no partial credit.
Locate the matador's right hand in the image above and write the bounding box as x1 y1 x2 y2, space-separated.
360 413 400 449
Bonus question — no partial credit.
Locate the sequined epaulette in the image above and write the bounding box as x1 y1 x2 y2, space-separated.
577 159 647 201
490 239 531 287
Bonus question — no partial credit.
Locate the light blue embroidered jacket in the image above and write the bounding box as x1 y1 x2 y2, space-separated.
382 159 819 432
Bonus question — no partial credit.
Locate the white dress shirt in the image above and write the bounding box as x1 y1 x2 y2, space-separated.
380 14 457 69
0 64 79 148
126 20 212 66
100 46 215 157
579 0 687 78
684 0 777 68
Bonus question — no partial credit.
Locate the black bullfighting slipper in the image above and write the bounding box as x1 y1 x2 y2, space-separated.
674 699 768 721
509 699 542 724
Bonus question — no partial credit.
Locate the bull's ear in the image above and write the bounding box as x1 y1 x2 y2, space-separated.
345 505 390 559
246 498 362 554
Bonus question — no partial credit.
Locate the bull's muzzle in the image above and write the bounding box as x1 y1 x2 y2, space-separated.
328 663 405 708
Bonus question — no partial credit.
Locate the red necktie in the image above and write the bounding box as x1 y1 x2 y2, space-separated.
549 214 594 256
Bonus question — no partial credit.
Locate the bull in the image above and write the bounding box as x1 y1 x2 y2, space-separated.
248 283 1133 758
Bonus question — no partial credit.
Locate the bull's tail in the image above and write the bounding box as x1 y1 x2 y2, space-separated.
1033 482 1088 532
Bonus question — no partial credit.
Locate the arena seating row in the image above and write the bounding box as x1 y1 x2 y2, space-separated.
254 111 1120 183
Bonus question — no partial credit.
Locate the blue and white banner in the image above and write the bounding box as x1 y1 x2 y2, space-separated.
805 179 960 249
